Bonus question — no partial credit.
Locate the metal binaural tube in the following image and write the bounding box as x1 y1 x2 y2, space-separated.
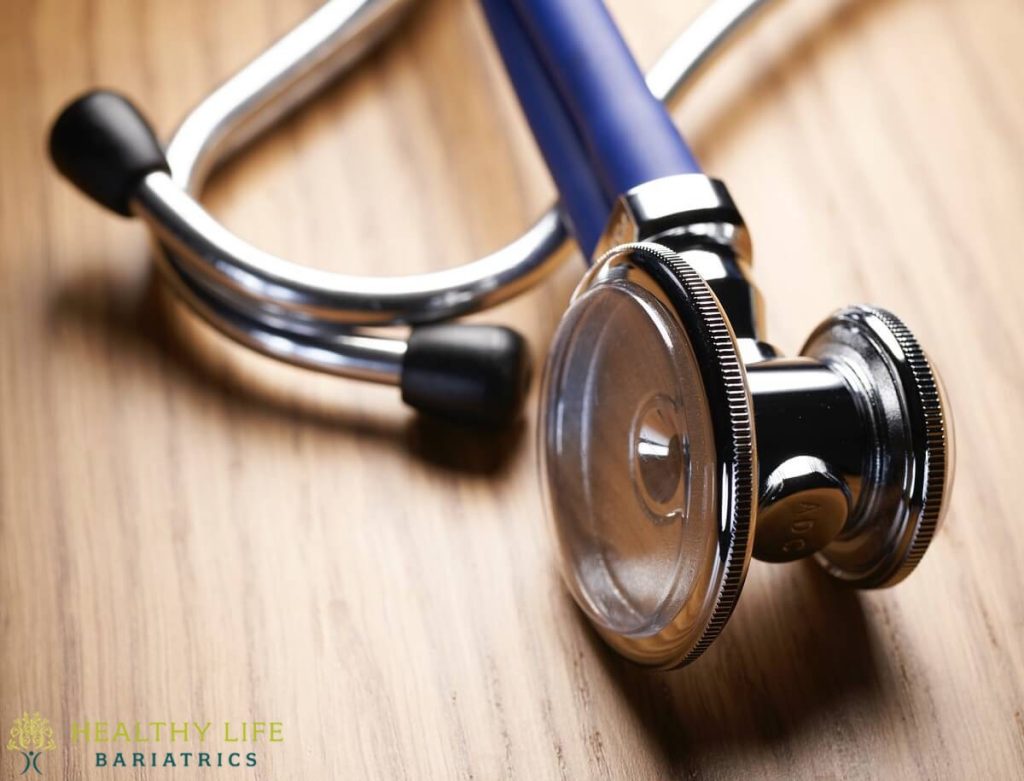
167 0 419 192
157 0 775 313
136 171 568 326
144 0 776 381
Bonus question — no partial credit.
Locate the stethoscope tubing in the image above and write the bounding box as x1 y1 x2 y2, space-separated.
496 0 702 254
140 0 774 384
479 0 611 251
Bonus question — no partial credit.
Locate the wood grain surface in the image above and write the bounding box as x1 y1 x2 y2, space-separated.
2 0 1023 778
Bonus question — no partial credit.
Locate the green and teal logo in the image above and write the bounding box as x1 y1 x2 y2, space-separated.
6 713 56 775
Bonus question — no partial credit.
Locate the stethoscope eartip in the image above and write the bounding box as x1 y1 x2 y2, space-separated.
49 89 168 217
401 324 532 427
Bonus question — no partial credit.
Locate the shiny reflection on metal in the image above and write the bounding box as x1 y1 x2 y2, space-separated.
593 174 771 359
137 172 567 326
545 241 756 669
135 0 775 382
802 306 953 587
156 244 408 384
631 393 689 521
562 175 953 664
589 177 950 583
754 456 851 562
603 185 951 586
745 357 866 549
166 0 418 191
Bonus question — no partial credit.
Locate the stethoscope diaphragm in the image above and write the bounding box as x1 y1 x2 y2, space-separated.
540 242 756 668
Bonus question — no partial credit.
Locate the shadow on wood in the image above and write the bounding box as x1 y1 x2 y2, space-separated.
584 561 887 768
48 262 527 477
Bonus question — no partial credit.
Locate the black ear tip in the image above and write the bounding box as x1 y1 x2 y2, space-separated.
49 89 169 216
401 325 532 426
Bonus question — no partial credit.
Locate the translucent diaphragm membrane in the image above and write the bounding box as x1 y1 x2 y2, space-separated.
540 278 718 637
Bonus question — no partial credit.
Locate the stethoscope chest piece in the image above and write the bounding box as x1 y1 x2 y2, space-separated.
539 242 756 669
538 179 953 669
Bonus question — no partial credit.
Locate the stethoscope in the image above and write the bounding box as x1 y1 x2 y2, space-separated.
49 0 952 669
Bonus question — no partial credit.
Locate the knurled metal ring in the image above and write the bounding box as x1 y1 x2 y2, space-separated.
802 305 952 587
581 241 757 668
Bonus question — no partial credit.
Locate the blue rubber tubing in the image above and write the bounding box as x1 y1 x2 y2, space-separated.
509 0 701 198
480 0 612 255
481 0 701 256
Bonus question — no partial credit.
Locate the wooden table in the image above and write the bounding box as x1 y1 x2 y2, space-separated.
3 0 1023 777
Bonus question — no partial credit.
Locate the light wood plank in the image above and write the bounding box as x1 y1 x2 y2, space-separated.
2 0 1022 777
